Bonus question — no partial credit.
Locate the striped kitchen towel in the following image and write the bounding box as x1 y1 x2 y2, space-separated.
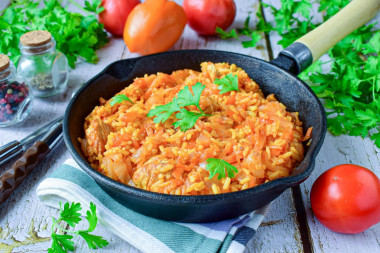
36 159 269 253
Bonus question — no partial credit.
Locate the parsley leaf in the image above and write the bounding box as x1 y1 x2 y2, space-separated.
217 1 315 48
206 158 238 179
49 234 74 253
173 109 204 132
176 82 206 109
214 73 239 94
84 202 98 232
216 14 264 48
83 0 105 14
59 202 82 227
78 232 109 249
147 83 210 131
147 99 181 124
110 94 133 106
48 202 109 252
215 27 238 39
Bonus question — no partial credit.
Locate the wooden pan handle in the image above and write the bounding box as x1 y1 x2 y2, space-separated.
296 0 380 62
0 141 49 204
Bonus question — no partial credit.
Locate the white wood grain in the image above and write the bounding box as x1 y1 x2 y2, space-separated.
262 0 380 252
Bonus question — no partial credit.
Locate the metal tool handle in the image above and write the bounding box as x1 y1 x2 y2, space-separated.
0 141 23 166
0 141 49 204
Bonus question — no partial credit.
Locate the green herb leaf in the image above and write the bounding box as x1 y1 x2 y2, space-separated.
77 202 109 249
355 109 378 127
59 202 82 227
147 99 181 124
78 231 109 249
49 234 74 253
83 0 104 14
85 202 98 232
214 74 239 94
215 27 238 39
217 14 264 48
206 158 238 180
370 132 380 147
176 82 206 109
147 83 210 131
49 202 109 252
110 94 133 106
173 109 204 132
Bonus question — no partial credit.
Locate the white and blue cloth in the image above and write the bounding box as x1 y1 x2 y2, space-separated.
36 159 269 253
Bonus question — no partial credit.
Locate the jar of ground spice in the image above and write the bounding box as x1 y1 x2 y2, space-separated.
17 30 69 97
0 54 33 127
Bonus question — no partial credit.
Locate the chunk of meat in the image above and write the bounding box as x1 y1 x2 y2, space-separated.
102 152 132 184
132 157 177 192
85 117 113 155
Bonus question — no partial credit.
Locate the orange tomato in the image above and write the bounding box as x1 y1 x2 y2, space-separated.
123 0 187 55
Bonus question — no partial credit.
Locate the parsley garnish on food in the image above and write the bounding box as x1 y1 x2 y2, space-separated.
214 73 239 94
216 0 380 148
206 158 238 179
48 202 109 253
147 82 210 131
0 0 108 68
110 94 133 106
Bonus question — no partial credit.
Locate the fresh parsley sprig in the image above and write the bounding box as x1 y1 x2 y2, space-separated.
147 82 210 131
216 1 314 49
214 73 239 94
206 158 238 180
110 94 133 106
0 0 108 68
216 14 264 48
48 202 109 253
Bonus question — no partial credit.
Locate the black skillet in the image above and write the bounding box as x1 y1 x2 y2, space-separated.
63 0 380 222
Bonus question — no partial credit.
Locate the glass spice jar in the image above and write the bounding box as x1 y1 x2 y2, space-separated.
0 54 33 127
17 30 69 97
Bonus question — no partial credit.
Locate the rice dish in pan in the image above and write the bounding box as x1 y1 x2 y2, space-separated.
80 62 312 195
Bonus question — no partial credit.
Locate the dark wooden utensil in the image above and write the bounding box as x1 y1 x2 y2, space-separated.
0 122 63 204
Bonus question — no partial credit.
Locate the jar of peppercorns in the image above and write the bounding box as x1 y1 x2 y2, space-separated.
17 30 69 97
0 54 33 127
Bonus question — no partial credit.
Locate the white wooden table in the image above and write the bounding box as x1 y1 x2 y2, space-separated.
1 1 379 252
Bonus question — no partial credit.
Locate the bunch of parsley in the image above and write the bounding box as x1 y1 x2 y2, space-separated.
0 0 108 68
217 0 380 148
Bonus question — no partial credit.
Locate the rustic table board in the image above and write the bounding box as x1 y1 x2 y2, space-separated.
0 0 379 252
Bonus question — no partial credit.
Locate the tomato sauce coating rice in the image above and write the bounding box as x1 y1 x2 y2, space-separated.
80 62 312 195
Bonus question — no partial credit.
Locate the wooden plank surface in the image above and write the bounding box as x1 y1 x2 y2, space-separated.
0 0 379 252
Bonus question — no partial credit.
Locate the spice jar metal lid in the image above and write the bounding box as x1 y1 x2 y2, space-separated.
20 30 52 47
0 54 10 72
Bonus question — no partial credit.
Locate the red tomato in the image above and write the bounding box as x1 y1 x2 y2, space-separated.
99 0 140 37
183 0 236 35
310 164 380 234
